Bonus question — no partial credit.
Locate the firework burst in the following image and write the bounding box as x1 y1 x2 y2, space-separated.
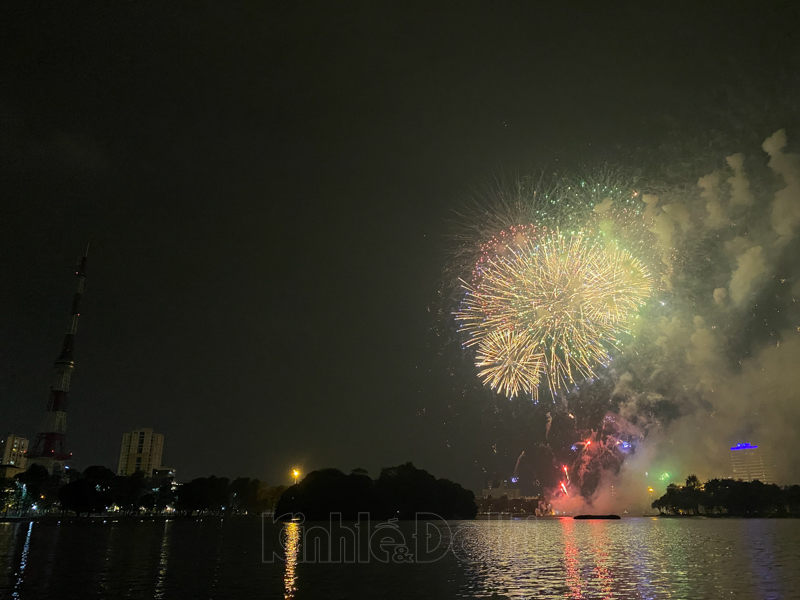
447 169 662 294
455 227 652 398
474 328 544 397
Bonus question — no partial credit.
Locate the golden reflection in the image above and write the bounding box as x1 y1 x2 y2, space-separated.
589 522 614 599
154 520 172 599
562 519 582 598
283 522 300 599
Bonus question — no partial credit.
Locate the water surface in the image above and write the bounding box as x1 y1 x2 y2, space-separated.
0 517 797 599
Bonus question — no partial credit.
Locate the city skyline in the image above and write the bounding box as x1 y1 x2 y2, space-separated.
3 3 800 598
1 3 799 491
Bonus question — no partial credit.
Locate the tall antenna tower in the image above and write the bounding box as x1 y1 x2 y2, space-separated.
27 246 89 475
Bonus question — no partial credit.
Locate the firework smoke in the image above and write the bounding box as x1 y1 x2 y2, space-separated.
450 130 800 509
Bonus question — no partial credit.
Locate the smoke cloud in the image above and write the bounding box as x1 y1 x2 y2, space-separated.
632 131 800 495
728 245 768 306
699 171 729 229
763 129 800 239
556 129 800 513
726 153 754 208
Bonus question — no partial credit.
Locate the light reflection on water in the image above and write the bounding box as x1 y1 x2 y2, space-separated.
154 520 172 599
451 517 799 599
11 521 32 599
282 522 300 599
563 520 582 597
0 517 796 599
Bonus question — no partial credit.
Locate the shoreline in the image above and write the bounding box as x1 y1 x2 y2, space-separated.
0 513 265 523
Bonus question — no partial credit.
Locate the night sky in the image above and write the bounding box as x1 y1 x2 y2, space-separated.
2 3 799 485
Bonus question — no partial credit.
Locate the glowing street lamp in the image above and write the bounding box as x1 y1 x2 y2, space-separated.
292 469 300 485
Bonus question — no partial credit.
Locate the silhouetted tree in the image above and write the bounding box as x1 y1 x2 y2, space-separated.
110 471 149 512
59 480 110 516
276 463 476 520
0 478 15 512
276 468 376 520
15 465 50 510
154 481 177 511
258 484 286 512
177 476 230 513
82 466 115 490
785 485 800 514
140 493 156 511
375 462 476 519
653 478 792 516
230 477 261 514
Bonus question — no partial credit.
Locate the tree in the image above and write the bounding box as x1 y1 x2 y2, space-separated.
154 481 177 511
59 480 110 516
83 466 115 490
15 465 50 510
704 478 732 514
140 493 157 511
375 462 476 519
653 477 791 517
110 471 148 512
275 462 477 520
230 477 261 514
0 478 15 512
258 484 286 512
177 476 230 513
785 485 800 515
276 468 374 520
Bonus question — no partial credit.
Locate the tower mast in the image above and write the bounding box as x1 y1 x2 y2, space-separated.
27 246 88 475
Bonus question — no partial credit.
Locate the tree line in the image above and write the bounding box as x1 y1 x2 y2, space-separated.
1 464 286 516
275 462 478 520
3 462 478 519
652 475 800 516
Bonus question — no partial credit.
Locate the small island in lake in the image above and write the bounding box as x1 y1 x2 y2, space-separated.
275 462 478 520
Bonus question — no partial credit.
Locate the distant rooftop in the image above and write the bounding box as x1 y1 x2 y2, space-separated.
730 443 758 451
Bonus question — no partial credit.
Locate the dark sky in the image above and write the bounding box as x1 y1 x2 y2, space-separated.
1 2 798 485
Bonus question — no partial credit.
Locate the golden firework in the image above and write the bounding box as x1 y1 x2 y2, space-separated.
474 329 544 398
455 228 652 397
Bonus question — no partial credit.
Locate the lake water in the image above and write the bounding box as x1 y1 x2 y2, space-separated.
0 517 798 599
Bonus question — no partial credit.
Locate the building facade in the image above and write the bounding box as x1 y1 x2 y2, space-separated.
730 443 776 483
117 429 164 477
0 434 29 470
481 479 522 499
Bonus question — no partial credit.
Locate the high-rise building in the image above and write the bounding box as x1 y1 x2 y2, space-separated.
117 429 164 477
730 443 776 483
1 434 29 469
27 249 89 475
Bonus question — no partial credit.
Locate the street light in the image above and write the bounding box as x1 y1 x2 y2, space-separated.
292 469 300 485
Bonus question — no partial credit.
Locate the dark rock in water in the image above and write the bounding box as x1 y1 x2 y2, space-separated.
574 514 621 520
